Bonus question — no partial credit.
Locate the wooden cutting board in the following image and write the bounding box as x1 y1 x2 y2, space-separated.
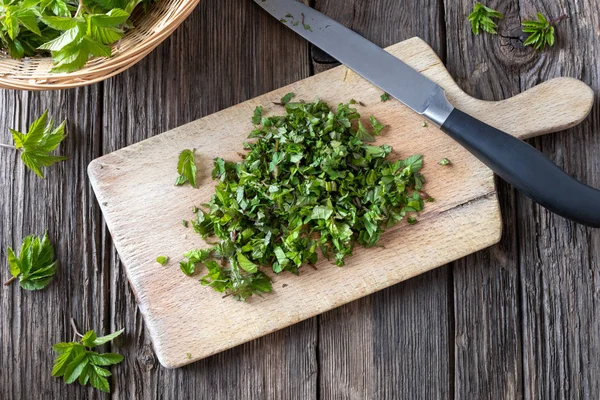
88 37 593 368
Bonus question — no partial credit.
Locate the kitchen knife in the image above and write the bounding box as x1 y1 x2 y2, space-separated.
253 0 600 227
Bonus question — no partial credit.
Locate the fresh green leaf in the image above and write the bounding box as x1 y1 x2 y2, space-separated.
52 327 123 392
522 12 563 51
175 149 197 188
468 2 504 35
92 328 124 345
4 231 57 290
7 111 68 178
280 92 295 105
380 92 390 102
156 256 169 266
438 158 451 166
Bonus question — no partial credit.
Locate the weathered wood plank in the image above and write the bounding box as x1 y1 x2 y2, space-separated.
311 1 452 398
444 1 524 399
0 88 107 399
518 1 600 399
102 0 316 398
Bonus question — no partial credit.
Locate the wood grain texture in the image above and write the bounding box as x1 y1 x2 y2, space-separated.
517 1 600 399
89 36 592 369
0 89 108 400
445 1 525 399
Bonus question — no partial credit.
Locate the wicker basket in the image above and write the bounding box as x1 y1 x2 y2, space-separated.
0 0 200 91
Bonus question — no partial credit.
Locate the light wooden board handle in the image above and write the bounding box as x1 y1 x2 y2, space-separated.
393 38 594 140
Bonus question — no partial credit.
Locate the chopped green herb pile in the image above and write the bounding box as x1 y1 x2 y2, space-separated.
0 0 157 72
182 98 426 301
468 2 503 35
5 231 57 290
52 323 124 393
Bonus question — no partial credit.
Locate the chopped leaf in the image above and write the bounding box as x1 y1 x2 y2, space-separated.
380 92 390 102
439 158 451 166
175 149 197 188
468 2 504 35
156 256 169 266
5 231 57 290
182 100 427 301
280 92 295 105
8 110 68 178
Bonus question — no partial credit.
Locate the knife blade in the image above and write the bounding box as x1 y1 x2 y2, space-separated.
255 0 450 123
253 0 600 227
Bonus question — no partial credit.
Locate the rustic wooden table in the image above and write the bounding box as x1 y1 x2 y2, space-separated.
1 0 599 398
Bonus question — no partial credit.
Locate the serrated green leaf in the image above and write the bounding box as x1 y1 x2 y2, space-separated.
63 352 88 383
176 149 197 188
92 328 124 346
38 26 81 51
41 16 78 31
90 8 130 27
89 352 124 366
92 365 112 377
82 330 97 347
7 247 21 277
89 369 110 392
237 252 258 273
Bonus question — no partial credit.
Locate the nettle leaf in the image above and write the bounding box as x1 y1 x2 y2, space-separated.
468 2 503 35
5 231 57 290
9 110 68 179
522 12 560 51
175 149 197 188
92 328 124 345
52 327 124 393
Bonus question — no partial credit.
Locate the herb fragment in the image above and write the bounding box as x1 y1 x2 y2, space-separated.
280 92 295 105
156 256 169 266
175 149 197 188
522 13 565 51
5 231 57 290
468 2 503 35
407 217 418 225
380 92 390 102
182 220 189 228
439 158 451 166
0 110 68 178
182 100 426 301
52 318 123 393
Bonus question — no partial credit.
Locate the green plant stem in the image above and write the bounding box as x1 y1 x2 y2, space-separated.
4 276 17 286
0 143 16 150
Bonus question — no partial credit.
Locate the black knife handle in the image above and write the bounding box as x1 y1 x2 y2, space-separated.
440 108 600 227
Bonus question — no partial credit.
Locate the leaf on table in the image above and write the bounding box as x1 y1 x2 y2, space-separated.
5 231 57 290
175 149 198 188
52 327 124 393
8 110 68 179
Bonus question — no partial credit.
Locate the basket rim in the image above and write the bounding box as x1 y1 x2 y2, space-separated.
0 0 200 90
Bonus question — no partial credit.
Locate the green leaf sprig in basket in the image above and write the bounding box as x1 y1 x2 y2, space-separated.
0 0 156 73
